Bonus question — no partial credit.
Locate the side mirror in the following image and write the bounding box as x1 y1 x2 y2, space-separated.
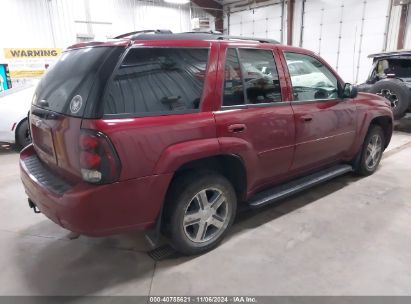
342 83 358 99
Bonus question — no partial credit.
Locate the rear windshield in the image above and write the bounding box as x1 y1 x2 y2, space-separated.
103 47 209 116
33 47 114 116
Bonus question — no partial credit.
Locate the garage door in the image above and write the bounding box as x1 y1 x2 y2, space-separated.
229 4 284 42
301 0 389 83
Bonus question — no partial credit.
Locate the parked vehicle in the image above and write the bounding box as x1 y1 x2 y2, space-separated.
20 31 393 255
358 50 411 120
0 85 35 149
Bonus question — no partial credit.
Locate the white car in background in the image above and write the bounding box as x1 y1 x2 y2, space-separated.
0 85 35 149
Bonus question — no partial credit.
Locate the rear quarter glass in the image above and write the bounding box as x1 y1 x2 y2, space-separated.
102 47 210 117
32 46 125 118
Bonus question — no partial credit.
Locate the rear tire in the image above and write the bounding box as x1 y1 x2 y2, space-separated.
370 79 410 120
164 172 237 255
15 119 31 150
354 125 385 176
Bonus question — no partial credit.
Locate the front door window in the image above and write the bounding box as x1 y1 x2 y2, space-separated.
285 52 339 101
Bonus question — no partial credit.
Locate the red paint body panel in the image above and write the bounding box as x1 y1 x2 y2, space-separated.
30 114 83 183
81 112 218 180
20 38 393 237
21 144 172 236
215 106 296 192
213 43 296 192
290 100 357 171
351 92 394 151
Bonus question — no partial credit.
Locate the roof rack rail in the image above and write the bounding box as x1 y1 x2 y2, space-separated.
218 35 279 44
180 32 279 44
114 29 172 39
184 30 223 35
118 31 280 44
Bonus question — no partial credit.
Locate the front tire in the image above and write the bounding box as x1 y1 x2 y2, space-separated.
165 172 237 255
354 125 385 176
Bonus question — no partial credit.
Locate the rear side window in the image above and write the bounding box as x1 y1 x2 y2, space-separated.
222 48 282 107
238 49 282 104
103 48 209 116
223 49 245 106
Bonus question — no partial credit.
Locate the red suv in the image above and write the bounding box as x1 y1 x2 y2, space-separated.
20 32 393 255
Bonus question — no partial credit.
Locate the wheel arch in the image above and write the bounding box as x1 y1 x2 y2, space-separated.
152 154 247 243
14 117 29 144
369 115 393 148
168 154 248 203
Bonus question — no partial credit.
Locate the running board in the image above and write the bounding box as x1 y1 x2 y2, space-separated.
247 164 353 208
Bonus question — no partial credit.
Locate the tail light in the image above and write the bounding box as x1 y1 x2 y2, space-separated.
79 129 121 184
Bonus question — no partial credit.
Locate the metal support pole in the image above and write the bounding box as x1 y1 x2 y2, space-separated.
227 9 231 35
335 1 344 72
355 0 367 84
298 0 306 47
397 3 409 49
281 0 285 44
287 0 295 45
383 0 393 51
318 7 325 55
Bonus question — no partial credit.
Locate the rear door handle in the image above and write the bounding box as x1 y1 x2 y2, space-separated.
228 124 246 133
301 116 313 122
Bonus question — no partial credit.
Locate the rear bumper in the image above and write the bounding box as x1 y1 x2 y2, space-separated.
20 144 173 236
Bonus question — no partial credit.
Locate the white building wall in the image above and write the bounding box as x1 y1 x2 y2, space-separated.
403 5 411 48
386 4 401 50
299 0 390 84
0 0 213 88
225 0 395 84
0 0 211 60
228 1 285 43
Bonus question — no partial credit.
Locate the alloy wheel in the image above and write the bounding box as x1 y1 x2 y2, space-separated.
183 188 229 243
365 134 382 170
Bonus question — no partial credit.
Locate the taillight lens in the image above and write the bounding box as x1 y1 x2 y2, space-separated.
79 130 121 184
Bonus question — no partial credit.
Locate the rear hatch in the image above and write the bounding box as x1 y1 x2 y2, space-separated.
30 46 124 182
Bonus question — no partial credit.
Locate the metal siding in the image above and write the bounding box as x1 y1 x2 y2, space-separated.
1 0 53 49
301 0 389 83
387 5 401 50
0 0 209 61
228 4 283 41
403 4 411 48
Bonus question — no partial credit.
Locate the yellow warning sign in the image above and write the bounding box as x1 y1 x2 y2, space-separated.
4 48 62 59
9 70 45 78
